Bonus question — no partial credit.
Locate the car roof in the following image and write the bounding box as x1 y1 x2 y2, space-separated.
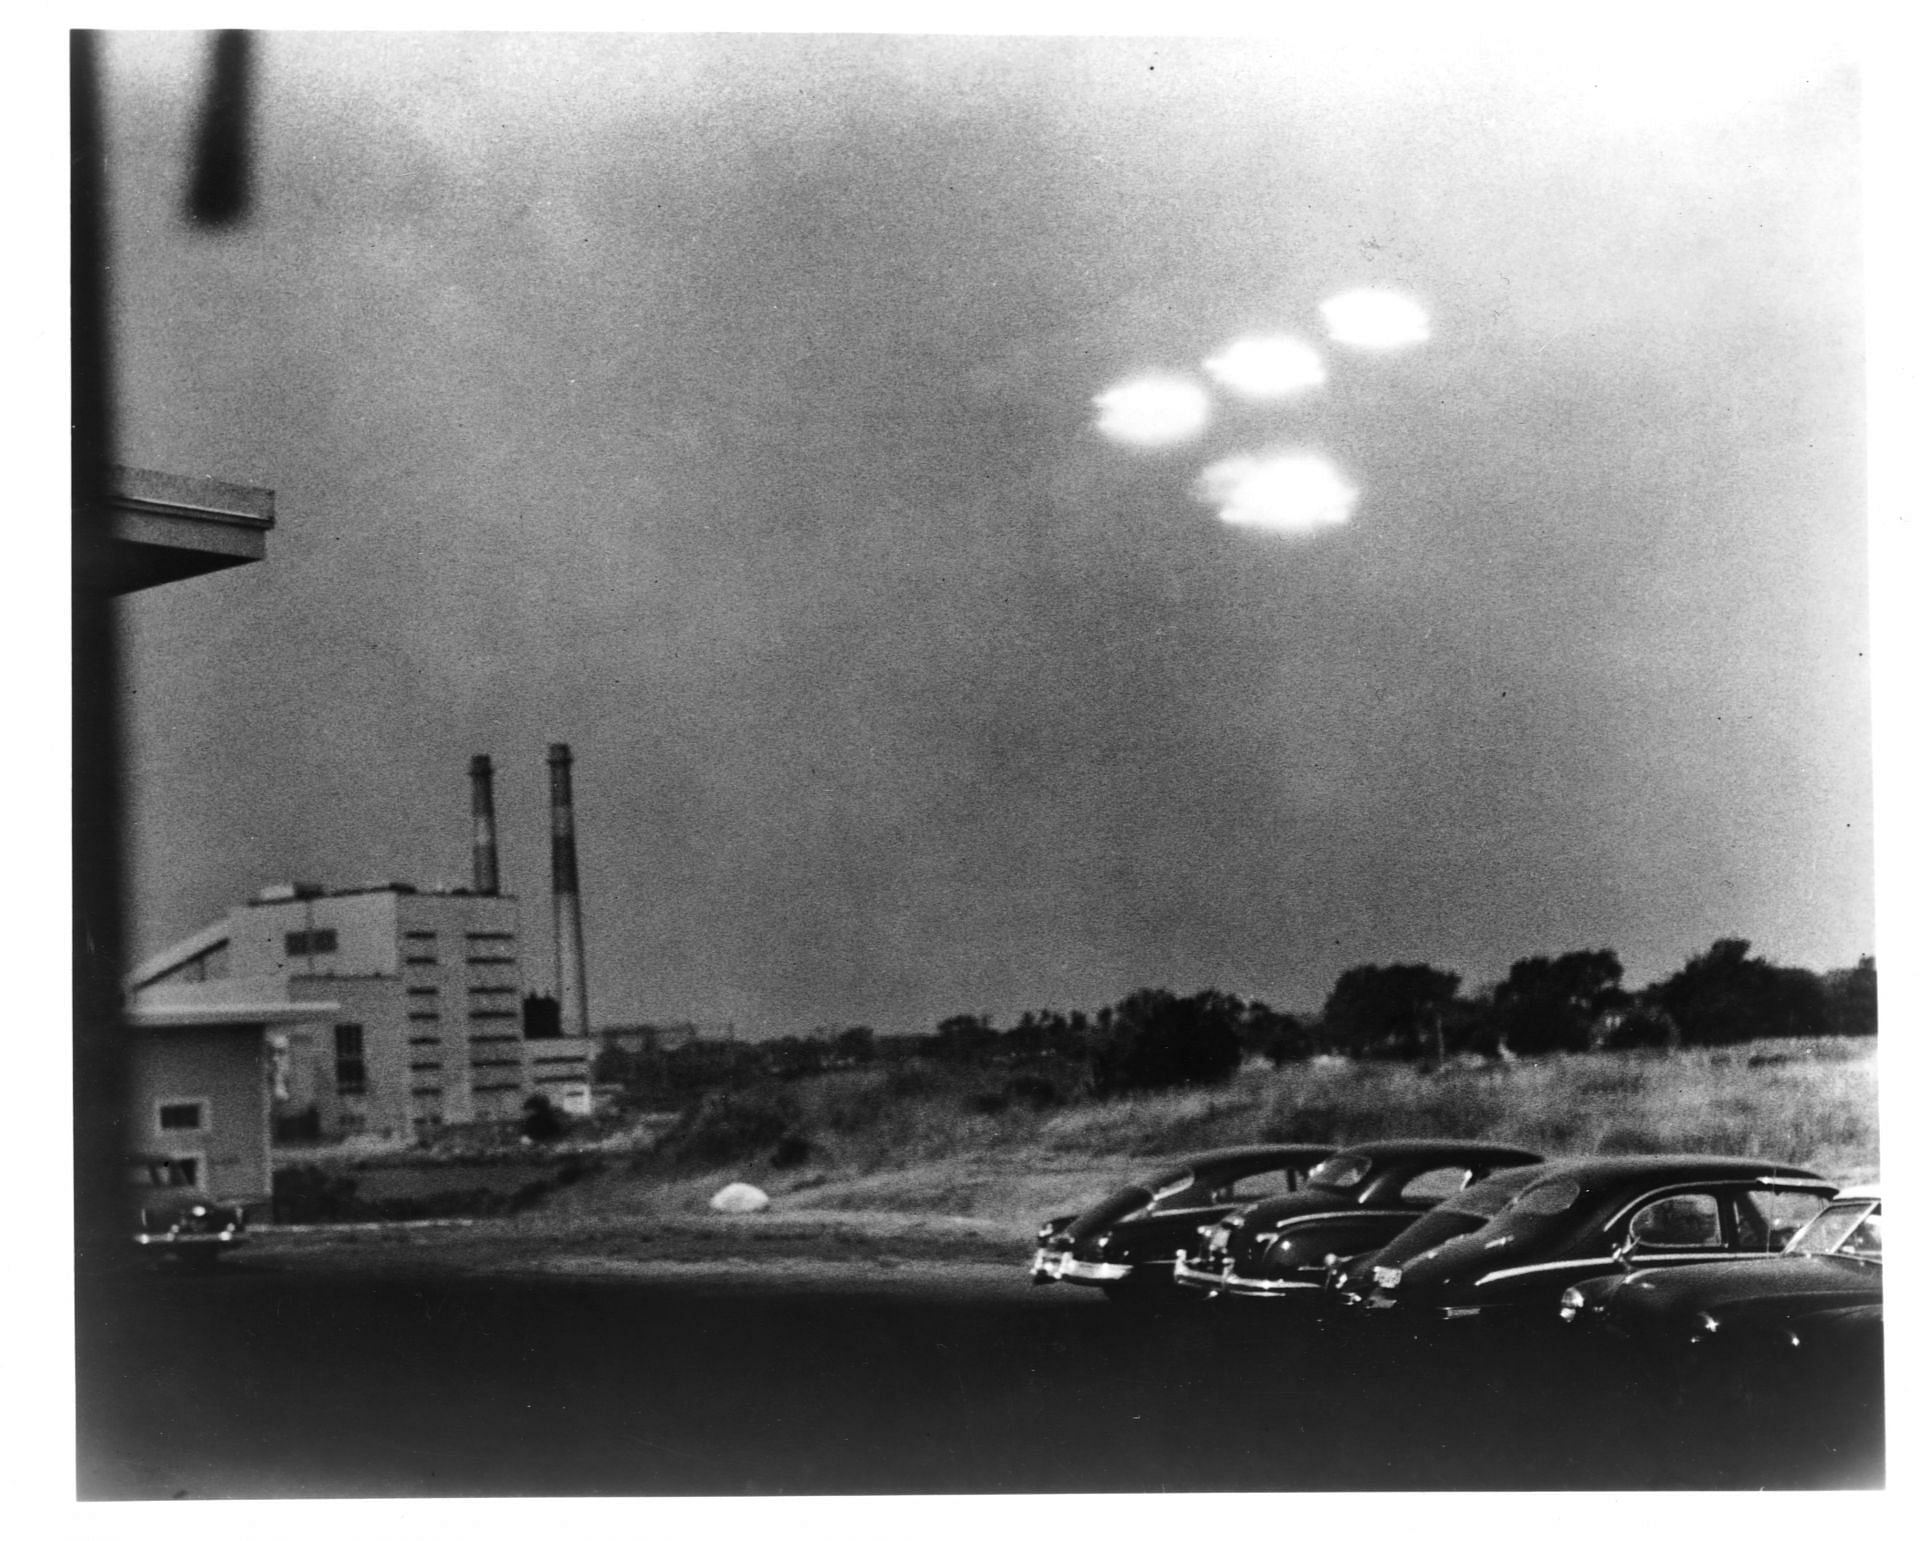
1834 1186 1881 1202
1179 1143 1338 1172
1320 1139 1545 1164
1512 1154 1828 1187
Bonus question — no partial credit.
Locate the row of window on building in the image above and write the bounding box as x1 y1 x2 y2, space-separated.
328 1023 564 1097
287 926 520 961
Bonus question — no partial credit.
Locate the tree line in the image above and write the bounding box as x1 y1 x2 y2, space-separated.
591 939 1875 1108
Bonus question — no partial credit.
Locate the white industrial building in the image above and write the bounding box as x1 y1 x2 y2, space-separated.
128 752 597 1143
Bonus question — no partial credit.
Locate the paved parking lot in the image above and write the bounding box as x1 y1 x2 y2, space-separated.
76 1254 1883 1497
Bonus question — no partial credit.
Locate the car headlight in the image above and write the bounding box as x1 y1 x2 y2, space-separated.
1558 1285 1585 1323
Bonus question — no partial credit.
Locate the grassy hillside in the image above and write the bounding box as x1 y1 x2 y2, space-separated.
547 1037 1877 1233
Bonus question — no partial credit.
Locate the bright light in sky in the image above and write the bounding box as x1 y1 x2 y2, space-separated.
1094 374 1212 447
1197 452 1358 535
1321 289 1431 350
1201 335 1327 398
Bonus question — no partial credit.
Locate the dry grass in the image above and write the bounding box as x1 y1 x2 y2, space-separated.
555 1038 1876 1234
1030 1041 1876 1182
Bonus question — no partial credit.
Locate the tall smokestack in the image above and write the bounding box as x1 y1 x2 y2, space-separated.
468 754 500 896
547 742 589 1038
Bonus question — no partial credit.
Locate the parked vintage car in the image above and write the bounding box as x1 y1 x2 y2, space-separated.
1559 1188 1881 1358
1336 1154 1837 1324
128 1152 250 1264
1030 1144 1335 1299
1170 1140 1545 1300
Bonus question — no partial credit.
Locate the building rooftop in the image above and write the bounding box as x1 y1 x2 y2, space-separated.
246 880 516 905
79 465 275 596
127 978 340 1031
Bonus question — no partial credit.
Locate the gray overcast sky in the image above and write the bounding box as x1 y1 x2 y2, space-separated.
103 28 1871 1034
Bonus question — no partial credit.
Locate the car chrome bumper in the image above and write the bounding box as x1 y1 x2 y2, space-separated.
1055 1255 1134 1284
136 1230 243 1248
1218 1270 1325 1300
1172 1252 1230 1294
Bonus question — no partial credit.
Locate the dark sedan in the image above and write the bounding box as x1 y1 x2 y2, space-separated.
1560 1187 1880 1362
1030 1144 1334 1300
1338 1154 1837 1324
128 1153 249 1266
1170 1140 1545 1301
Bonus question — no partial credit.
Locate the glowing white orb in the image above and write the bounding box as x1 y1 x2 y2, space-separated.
1320 289 1431 350
1201 335 1327 399
1196 451 1358 534
1094 374 1212 447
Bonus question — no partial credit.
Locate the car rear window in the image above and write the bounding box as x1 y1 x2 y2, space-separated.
1398 1165 1475 1204
1220 1169 1292 1202
1789 1200 1882 1259
1445 1176 1534 1220
1308 1155 1372 1191
1511 1177 1583 1217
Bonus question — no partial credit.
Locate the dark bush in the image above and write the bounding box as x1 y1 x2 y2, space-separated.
1089 989 1244 1097
932 1014 1000 1062
272 1163 361 1224
1004 1073 1065 1109
1823 957 1877 1036
1647 939 1831 1045
1599 1006 1681 1051
521 1094 567 1143
1256 1013 1318 1065
1321 964 1461 1059
655 1088 804 1169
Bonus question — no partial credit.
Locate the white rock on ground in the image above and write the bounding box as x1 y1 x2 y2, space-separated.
710 1182 771 1213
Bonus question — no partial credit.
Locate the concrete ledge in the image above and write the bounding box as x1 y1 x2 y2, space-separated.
79 464 277 594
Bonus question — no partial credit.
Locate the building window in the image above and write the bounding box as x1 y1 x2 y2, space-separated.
335 1022 367 1095
130 1154 200 1188
156 1100 206 1132
286 928 339 957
